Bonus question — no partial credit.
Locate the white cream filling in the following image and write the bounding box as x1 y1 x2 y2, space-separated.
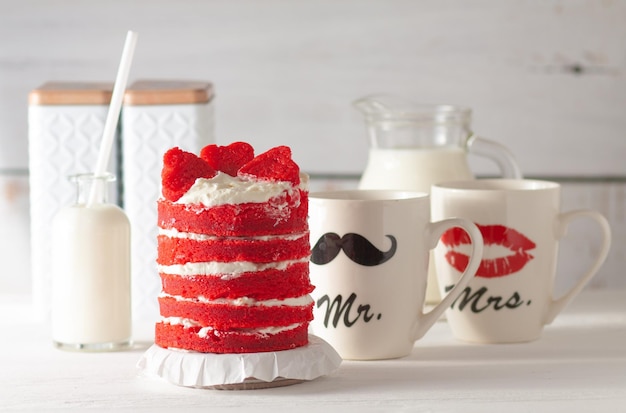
159 292 313 307
199 322 302 338
158 227 308 242
161 316 201 329
161 318 303 338
158 257 309 278
175 171 308 207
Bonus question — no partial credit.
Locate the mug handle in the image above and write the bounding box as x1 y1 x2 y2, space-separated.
412 218 484 341
467 135 523 179
543 209 612 324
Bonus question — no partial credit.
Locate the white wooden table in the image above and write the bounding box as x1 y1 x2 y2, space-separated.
1 290 624 412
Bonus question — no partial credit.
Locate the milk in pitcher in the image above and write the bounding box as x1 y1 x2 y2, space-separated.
359 147 473 192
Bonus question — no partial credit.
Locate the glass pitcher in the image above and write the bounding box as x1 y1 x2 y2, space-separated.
356 94 522 193
355 95 523 304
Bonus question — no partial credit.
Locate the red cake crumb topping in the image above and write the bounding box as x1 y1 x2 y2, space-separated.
238 146 300 185
162 144 302 203
162 147 217 202
200 142 255 177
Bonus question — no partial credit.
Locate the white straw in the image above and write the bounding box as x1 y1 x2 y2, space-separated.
88 30 138 206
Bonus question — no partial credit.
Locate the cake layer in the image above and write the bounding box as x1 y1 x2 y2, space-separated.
157 232 310 265
157 190 308 237
158 294 314 330
159 262 313 300
155 321 309 354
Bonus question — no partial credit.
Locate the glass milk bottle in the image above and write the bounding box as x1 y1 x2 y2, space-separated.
355 95 522 304
51 173 131 351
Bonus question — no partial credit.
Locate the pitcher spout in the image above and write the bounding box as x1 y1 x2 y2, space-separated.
353 94 419 121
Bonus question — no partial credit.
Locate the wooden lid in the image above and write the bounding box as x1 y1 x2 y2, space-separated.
123 80 214 105
28 82 114 105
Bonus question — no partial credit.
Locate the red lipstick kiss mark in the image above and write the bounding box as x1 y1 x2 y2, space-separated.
441 224 535 278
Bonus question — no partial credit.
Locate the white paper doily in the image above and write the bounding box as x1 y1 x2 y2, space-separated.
137 335 342 389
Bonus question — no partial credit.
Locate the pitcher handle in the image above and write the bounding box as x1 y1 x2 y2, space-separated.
543 209 612 324
467 135 523 179
412 218 484 341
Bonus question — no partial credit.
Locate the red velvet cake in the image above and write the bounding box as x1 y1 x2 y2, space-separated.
154 142 314 354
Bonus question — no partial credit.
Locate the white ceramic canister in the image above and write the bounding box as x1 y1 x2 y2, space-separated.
51 173 131 351
121 80 215 327
28 82 119 320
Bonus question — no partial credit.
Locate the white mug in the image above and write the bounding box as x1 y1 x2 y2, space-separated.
431 179 612 344
308 190 484 360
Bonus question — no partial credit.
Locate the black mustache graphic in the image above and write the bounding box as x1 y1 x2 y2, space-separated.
311 232 397 267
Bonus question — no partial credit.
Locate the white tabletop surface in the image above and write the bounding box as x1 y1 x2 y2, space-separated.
1 290 625 412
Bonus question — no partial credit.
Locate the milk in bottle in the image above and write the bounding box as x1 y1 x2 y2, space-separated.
51 173 131 351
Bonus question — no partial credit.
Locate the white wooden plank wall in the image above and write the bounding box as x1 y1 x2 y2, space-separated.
0 0 624 294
